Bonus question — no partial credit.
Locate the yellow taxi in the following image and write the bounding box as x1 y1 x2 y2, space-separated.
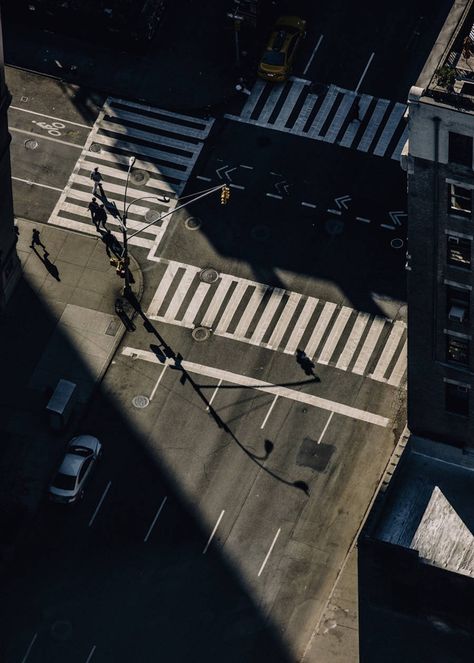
258 16 307 82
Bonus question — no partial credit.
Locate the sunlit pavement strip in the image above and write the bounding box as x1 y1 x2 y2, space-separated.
122 347 390 427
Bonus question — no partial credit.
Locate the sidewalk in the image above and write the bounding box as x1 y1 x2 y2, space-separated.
0 218 142 560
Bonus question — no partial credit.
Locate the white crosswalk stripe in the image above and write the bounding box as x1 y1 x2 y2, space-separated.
225 79 407 161
47 96 214 259
147 259 407 386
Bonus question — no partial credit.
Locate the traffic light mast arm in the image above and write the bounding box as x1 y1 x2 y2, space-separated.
126 184 226 241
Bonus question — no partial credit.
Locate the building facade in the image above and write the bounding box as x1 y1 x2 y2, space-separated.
405 0 474 447
0 8 20 310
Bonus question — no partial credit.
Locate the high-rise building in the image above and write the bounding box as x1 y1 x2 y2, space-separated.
0 7 20 311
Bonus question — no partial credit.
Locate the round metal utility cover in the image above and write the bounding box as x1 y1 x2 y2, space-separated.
391 238 404 250
192 326 211 342
51 620 73 641
199 268 219 284
131 169 149 185
144 209 162 224
89 143 102 153
24 139 38 150
251 225 271 241
185 216 202 231
132 395 150 409
325 218 344 235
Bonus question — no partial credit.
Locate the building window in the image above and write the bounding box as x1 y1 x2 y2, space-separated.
446 335 470 365
448 183 472 217
445 382 469 416
447 235 471 268
447 286 470 323
448 132 473 167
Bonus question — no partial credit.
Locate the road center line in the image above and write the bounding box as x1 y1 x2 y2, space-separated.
149 364 168 400
258 528 281 577
21 633 37 663
144 496 168 543
12 176 63 192
88 481 111 527
10 105 93 128
85 645 97 663
303 34 324 76
10 126 84 149
261 394 278 429
203 509 225 554
318 411 334 444
355 52 375 93
206 378 222 411
122 347 390 427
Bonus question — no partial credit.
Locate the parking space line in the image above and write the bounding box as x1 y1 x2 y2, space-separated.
21 633 37 663
206 378 222 411
10 105 93 128
88 481 111 527
144 496 168 543
203 509 225 554
303 34 324 76
355 52 375 93
85 645 97 663
318 411 334 444
258 528 281 577
261 394 279 429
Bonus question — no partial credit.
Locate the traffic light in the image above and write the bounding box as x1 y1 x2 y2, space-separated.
220 185 230 205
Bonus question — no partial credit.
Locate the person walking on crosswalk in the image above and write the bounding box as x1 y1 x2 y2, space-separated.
95 204 108 230
88 197 100 228
90 166 104 197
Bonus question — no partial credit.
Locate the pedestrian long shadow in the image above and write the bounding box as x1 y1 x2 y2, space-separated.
126 292 310 497
31 247 61 282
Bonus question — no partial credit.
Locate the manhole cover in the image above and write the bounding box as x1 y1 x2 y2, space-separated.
90 143 102 153
51 620 73 641
131 169 149 185
24 139 38 150
251 225 271 241
144 209 162 224
296 438 335 472
192 326 211 342
185 216 202 231
325 218 344 235
391 238 404 250
132 395 150 409
200 268 219 283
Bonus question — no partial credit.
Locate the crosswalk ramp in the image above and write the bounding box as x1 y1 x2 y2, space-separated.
225 78 408 161
48 97 214 259
147 259 407 387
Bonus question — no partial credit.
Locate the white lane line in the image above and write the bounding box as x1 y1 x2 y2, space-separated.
229 184 245 190
303 34 324 76
318 411 334 444
144 496 168 543
122 347 390 427
356 216 371 223
266 193 283 199
21 633 37 663
196 175 212 181
88 481 112 527
355 52 375 93
206 378 222 411
301 202 317 208
149 364 168 401
240 164 254 169
327 208 342 215
12 177 63 192
258 528 281 577
261 394 279 429
203 510 225 554
10 105 93 128
10 126 84 148
85 645 97 663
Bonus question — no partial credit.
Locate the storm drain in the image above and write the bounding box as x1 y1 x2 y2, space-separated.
185 216 202 231
24 139 38 150
296 438 335 472
90 142 102 153
192 326 211 342
144 209 162 224
132 395 150 409
199 267 219 284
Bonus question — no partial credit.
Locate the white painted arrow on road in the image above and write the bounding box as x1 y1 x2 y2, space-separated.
275 180 290 195
389 211 407 226
335 195 351 210
216 165 237 182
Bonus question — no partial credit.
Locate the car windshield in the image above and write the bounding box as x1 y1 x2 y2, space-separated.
52 472 77 490
262 51 286 66
70 446 93 457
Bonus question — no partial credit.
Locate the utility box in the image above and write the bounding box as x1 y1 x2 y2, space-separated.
45 379 77 431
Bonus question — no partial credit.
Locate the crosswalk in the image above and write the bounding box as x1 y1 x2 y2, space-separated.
147 259 407 387
225 78 408 161
48 97 214 258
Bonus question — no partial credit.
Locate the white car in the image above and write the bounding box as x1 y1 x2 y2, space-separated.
49 435 102 504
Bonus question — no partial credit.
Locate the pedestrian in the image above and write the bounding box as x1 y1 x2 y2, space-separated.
90 166 104 196
88 197 100 227
96 204 108 229
30 228 46 250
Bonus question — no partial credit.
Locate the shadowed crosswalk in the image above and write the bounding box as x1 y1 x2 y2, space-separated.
48 97 214 258
225 78 408 161
147 259 407 387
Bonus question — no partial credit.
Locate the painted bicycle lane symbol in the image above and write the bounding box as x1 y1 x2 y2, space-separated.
32 120 66 136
